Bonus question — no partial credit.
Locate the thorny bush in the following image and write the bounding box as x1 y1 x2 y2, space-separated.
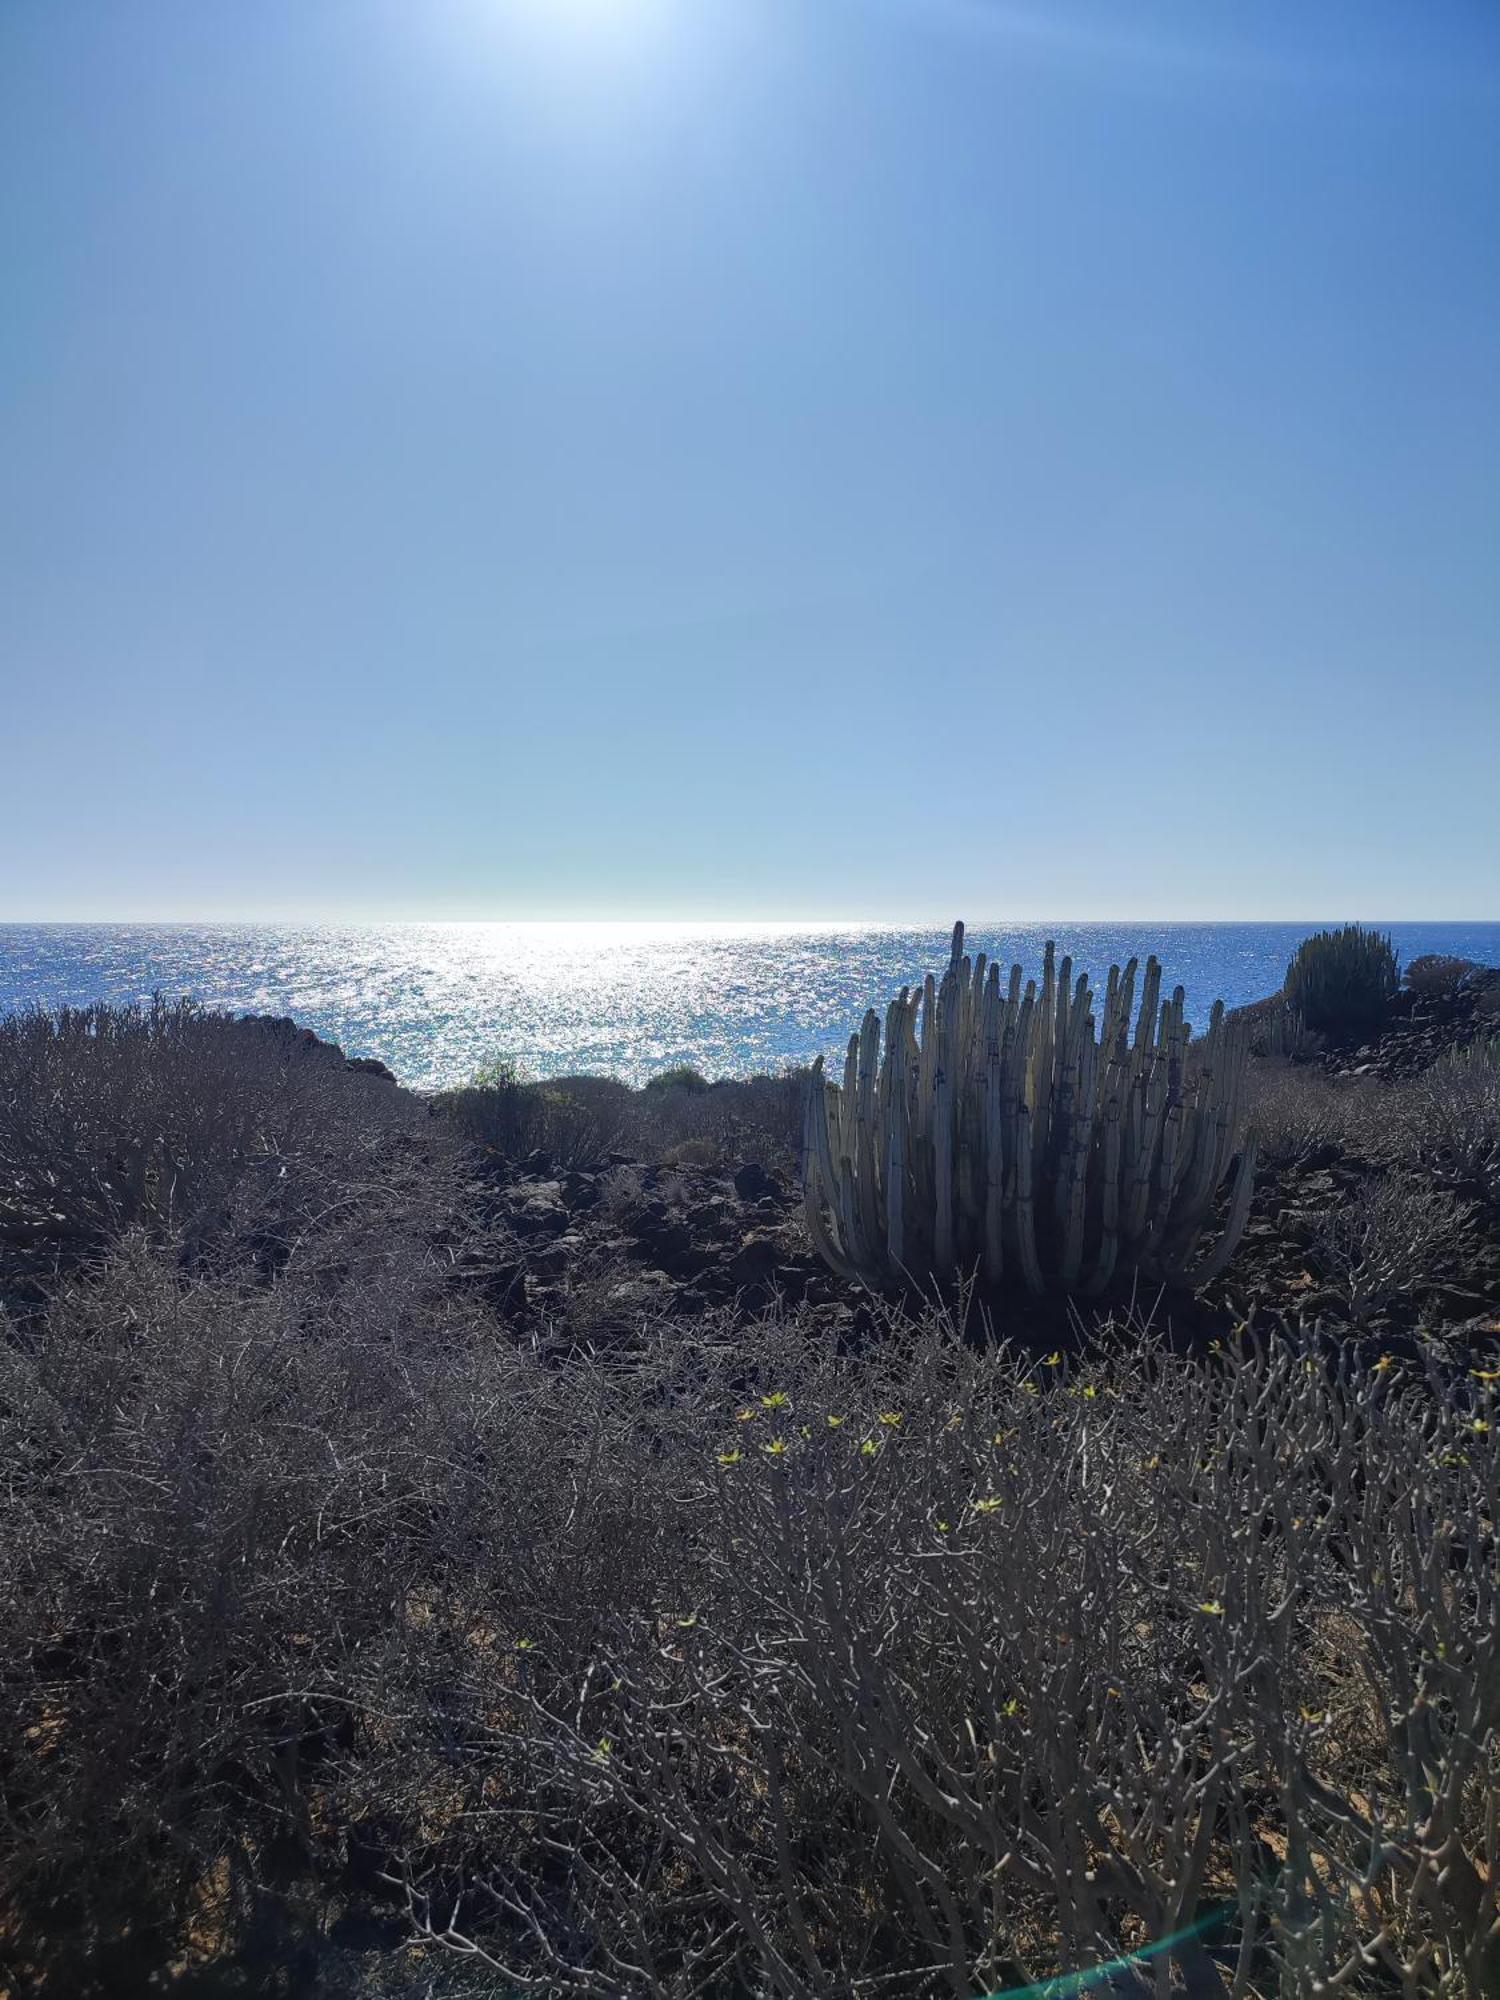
372 1321 1500 1998
1307 1175 1477 1325
4 1006 1500 1996
8 1237 1490 1993
0 998 434 1302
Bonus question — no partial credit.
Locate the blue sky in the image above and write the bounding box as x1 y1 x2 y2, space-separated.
3 0 1497 921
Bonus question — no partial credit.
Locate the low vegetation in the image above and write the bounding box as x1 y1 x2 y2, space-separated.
1405 953 1484 999
434 1062 807 1179
0 961 1497 1996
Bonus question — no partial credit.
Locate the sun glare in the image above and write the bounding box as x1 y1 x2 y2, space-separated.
439 0 673 73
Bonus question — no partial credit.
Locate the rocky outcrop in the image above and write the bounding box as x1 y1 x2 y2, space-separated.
1326 969 1500 1082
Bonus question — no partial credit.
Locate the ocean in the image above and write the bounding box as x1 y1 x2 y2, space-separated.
2 921 1497 1091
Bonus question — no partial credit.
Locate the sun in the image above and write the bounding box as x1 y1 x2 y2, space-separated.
484 0 665 52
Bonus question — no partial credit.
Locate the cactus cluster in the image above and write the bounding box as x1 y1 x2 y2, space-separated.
1284 924 1399 1040
802 924 1256 1296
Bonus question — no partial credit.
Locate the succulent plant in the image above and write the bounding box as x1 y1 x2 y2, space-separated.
802 923 1255 1295
1284 924 1399 1040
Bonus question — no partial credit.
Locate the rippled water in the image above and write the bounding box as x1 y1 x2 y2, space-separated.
2 922 1497 1090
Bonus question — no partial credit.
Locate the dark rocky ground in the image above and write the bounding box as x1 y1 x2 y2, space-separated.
1323 963 1500 1081
439 966 1500 1361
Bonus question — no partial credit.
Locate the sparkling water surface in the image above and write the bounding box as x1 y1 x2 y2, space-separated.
2 923 1497 1091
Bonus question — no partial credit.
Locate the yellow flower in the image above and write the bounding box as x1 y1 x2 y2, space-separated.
763 1436 789 1456
717 1448 743 1466
1373 1354 1396 1373
1001 1697 1022 1717
971 1496 1003 1516
1299 1706 1325 1724
1198 1600 1225 1617
515 1637 533 1651
1019 1381 1039 1397
935 1518 950 1533
593 1736 612 1762
1471 1419 1491 1435
735 1407 758 1423
1143 1454 1162 1471
859 1438 880 1456
798 1425 811 1439
1081 1384 1099 1401
1471 1367 1500 1383
992 1429 1012 1446
1043 1351 1062 1368
675 1612 698 1629
878 1411 903 1427
760 1390 790 1410
946 1411 963 1430
825 1413 846 1428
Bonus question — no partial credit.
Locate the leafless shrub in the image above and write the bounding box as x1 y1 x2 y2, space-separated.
0 999 429 1296
1245 1059 1347 1169
440 1066 812 1176
436 1074 628 1173
1309 1173 1476 1321
623 1066 810 1174
1378 1049 1500 1209
1242 1059 1418 1175
1328 1044 1500 1203
0 1232 494 1989
382 1327 1500 1998
1405 954 1483 999
4 1264 1498 1994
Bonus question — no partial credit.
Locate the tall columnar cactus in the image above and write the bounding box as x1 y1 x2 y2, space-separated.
802 924 1256 1296
1283 925 1399 1041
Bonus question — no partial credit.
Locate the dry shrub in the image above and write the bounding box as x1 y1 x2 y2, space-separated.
5 1005 1499 1996
1383 1048 1500 1209
360 1327 1500 1999
1404 955 1483 999
434 1068 808 1176
4 1264 1498 1995
435 1073 630 1173
1308 1174 1476 1322
0 1240 488 1989
1245 1060 1349 1169
619 1067 810 1174
0 999 430 1299
1242 1060 1421 1175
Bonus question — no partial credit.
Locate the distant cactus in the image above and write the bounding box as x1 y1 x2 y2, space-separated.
1284 925 1399 1040
802 924 1255 1297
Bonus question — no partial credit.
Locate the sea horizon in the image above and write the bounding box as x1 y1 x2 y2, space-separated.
5 918 1498 1091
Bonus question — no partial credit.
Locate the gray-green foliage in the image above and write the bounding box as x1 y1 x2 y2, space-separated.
4 1068 1499 1996
803 923 1255 1295
1284 924 1400 1040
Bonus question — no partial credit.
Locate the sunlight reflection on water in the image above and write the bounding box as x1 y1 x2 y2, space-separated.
2 920 1497 1090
